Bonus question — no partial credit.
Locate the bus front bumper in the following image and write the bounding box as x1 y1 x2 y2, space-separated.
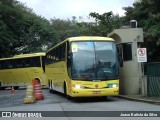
70 87 119 97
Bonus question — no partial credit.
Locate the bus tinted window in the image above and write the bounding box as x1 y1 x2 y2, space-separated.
18 57 41 67
46 42 66 65
0 57 41 69
71 41 119 80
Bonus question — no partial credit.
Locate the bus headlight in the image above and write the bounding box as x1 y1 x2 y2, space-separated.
75 85 81 89
108 83 118 88
73 84 84 89
112 84 117 88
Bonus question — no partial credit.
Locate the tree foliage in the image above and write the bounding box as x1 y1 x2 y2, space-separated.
50 17 80 43
50 16 101 43
0 0 125 58
0 0 57 58
123 0 160 61
89 12 123 36
1 0 160 62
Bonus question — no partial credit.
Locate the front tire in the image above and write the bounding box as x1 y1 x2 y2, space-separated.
64 82 71 100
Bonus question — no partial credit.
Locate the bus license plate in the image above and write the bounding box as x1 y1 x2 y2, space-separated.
92 91 101 94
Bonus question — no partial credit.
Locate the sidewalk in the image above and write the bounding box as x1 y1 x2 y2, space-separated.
118 95 160 104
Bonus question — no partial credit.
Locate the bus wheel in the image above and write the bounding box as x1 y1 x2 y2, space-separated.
35 78 41 84
64 83 71 100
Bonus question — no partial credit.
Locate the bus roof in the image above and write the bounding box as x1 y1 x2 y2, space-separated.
67 36 114 42
47 36 114 53
0 52 46 61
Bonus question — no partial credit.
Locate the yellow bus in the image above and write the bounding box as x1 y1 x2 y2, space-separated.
0 52 47 89
46 36 119 99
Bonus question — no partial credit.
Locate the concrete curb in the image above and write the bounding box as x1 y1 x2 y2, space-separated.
117 95 160 104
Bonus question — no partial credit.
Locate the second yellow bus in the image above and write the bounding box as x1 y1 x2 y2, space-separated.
0 52 47 89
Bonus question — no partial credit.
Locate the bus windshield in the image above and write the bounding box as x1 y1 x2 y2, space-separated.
71 41 119 80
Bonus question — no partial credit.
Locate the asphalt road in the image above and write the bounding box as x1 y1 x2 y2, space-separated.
0 88 160 120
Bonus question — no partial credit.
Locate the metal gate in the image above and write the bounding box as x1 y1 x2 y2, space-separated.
146 63 160 97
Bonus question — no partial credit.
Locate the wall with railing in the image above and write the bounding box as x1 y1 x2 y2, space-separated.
144 62 160 97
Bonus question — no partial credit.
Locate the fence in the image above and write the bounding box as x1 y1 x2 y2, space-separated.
145 62 160 97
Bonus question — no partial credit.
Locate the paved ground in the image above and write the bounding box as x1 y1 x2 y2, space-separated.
0 88 160 107
0 88 160 120
118 95 160 105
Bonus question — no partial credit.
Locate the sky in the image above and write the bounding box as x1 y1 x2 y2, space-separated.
17 0 135 21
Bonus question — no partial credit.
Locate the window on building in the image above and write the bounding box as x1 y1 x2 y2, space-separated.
117 42 132 63
122 43 132 61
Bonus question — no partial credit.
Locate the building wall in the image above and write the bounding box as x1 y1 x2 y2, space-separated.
108 28 144 95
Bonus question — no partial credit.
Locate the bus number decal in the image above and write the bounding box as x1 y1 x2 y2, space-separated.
71 44 78 52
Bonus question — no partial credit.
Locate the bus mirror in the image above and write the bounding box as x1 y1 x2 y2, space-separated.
119 56 123 67
116 45 123 67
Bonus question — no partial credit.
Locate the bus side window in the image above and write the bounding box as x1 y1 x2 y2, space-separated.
42 56 45 72
6 60 12 69
46 53 50 65
32 57 41 67
25 58 30 67
58 43 66 61
0 61 2 69
17 59 22 68
62 43 66 60
67 41 72 78
21 59 25 67
67 41 71 68
12 60 16 68
55 48 59 61
14 59 18 68
8 60 13 69
59 45 62 60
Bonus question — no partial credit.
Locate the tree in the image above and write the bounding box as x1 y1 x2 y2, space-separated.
89 12 123 36
50 17 81 43
123 0 160 62
0 0 57 58
76 21 95 36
